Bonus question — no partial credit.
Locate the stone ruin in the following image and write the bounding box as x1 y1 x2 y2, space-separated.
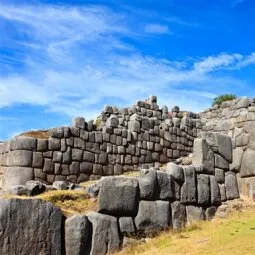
0 95 254 255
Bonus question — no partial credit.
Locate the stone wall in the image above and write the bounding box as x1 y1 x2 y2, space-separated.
200 96 255 199
0 132 239 255
0 96 201 190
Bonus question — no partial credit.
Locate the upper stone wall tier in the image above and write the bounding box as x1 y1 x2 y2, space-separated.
0 96 201 190
199 96 255 198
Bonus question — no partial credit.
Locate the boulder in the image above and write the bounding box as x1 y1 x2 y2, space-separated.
87 212 120 255
186 206 205 226
171 201 186 230
98 177 139 216
157 171 174 200
0 198 64 254
52 181 69 190
225 171 239 200
166 162 184 183
197 174 210 206
181 166 197 204
7 185 28 196
26 180 46 196
139 169 157 200
65 215 90 255
135 200 170 233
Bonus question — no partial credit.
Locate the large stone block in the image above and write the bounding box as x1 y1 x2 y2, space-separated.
135 200 170 233
186 206 205 226
192 138 214 175
215 154 229 170
139 169 157 200
2 167 34 190
48 138 61 151
210 176 221 205
87 212 120 255
119 217 136 234
181 166 197 204
171 201 186 230
0 198 64 254
157 171 174 200
197 174 210 206
166 162 184 183
98 177 139 216
7 150 32 167
65 215 90 255
106 115 119 128
240 148 255 177
214 133 232 163
225 171 239 200
230 147 243 172
128 120 141 132
10 137 37 151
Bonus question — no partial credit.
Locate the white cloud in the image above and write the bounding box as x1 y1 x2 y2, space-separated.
0 2 255 123
144 24 170 34
232 0 246 8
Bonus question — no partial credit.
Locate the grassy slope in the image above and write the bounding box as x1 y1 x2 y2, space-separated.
119 209 255 255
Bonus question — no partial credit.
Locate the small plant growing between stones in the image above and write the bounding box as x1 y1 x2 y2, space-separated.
212 94 237 106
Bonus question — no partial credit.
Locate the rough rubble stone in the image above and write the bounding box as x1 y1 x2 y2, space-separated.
26 180 46 196
135 200 170 233
87 212 120 255
65 215 90 255
98 176 139 216
52 181 69 190
0 198 64 255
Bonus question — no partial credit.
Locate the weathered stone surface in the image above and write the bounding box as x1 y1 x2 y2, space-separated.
135 200 170 233
166 162 184 183
193 138 214 174
43 158 54 174
106 115 119 128
7 185 28 196
49 127 64 138
32 152 44 168
0 198 64 255
225 171 239 200
210 176 221 205
10 137 37 151
3 167 34 190
230 147 243 172
37 139 48 151
197 174 210 206
72 149 83 162
98 177 139 216
215 168 225 183
7 150 32 167
83 151 95 163
139 169 157 200
171 201 186 230
219 184 227 202
186 206 205 226
214 133 232 162
65 215 90 255
87 212 120 255
215 154 229 170
70 162 80 175
236 96 249 109
128 120 141 132
181 166 197 204
48 138 61 151
157 171 174 200
240 148 255 177
119 217 136 234
80 162 93 175
72 117 85 129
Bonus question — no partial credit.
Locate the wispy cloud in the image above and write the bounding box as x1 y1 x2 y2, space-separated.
0 2 255 123
231 0 246 8
144 24 170 34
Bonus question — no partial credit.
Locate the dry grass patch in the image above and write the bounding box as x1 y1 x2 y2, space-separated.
118 208 255 255
36 190 97 217
18 130 49 139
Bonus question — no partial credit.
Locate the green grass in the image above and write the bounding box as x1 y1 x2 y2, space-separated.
118 209 255 255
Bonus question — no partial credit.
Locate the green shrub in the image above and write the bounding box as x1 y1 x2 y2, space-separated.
212 94 237 106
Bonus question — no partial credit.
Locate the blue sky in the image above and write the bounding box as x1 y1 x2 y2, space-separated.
1 0 255 140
